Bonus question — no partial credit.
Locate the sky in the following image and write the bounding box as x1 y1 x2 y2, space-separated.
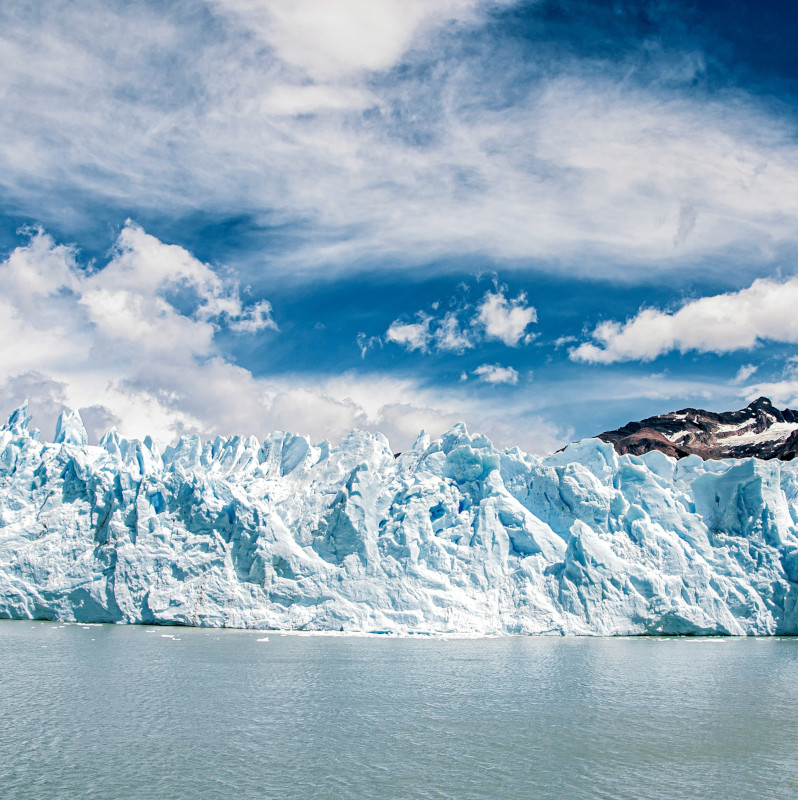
2 0 798 454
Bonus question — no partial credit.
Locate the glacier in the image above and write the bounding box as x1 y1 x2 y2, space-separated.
2 403 798 635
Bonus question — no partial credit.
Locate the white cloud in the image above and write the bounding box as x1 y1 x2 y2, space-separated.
257 84 376 116
229 300 278 333
209 0 485 79
741 357 798 409
473 363 519 385
264 387 367 438
0 371 70 442
571 275 798 364
0 226 567 454
732 364 758 384
385 316 431 352
741 380 798 409
356 332 381 359
476 290 537 346
0 224 277 443
3 3 798 278
553 335 578 348
73 223 276 374
433 312 473 353
308 371 566 453
384 286 535 354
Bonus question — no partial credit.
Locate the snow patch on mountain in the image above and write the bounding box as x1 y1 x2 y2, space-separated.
597 397 798 461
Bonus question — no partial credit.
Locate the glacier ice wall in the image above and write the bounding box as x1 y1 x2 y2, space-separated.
2 404 798 635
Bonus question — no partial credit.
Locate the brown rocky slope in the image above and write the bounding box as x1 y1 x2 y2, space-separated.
595 397 798 461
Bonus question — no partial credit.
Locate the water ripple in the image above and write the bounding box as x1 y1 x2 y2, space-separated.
0 623 797 799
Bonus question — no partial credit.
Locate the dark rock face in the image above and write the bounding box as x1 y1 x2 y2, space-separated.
597 397 798 461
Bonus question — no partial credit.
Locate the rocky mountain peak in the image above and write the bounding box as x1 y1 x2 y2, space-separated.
596 397 798 461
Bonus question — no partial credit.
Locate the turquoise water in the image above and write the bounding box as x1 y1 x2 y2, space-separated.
1 622 797 800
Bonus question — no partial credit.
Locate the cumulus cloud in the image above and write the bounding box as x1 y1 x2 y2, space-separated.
384 287 536 354
385 316 431 352
571 275 798 364
473 363 519 385
0 226 566 454
0 224 278 443
475 291 537 346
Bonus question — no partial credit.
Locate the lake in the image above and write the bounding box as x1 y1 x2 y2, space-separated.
1 621 796 799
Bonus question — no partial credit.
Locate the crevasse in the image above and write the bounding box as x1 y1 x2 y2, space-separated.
1 404 798 635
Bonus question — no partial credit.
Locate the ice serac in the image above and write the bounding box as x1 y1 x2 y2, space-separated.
2 404 798 635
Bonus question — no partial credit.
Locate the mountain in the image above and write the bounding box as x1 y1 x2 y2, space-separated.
596 397 798 461
2 403 798 635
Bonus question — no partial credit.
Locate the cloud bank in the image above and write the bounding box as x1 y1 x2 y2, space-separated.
3 1 791 451
3 1 798 276
0 226 567 453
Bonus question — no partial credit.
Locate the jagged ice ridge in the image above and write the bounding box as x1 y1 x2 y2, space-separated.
2 404 798 635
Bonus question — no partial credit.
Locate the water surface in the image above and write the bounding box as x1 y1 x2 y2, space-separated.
1 622 796 799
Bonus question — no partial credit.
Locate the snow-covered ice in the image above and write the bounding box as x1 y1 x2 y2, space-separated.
2 403 798 635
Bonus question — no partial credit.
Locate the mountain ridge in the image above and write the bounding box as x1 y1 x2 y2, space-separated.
596 396 798 461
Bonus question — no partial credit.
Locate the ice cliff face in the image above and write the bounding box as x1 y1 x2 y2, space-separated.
2 403 798 635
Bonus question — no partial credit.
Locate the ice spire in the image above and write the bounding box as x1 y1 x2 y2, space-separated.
3 401 32 435
54 409 89 446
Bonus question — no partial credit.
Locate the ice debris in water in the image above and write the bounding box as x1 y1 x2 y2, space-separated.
2 404 798 635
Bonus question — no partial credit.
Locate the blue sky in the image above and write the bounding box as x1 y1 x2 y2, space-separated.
2 0 798 452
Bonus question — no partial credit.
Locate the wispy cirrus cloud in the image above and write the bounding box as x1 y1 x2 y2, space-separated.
2 1 798 280
741 357 798 409
732 364 758 384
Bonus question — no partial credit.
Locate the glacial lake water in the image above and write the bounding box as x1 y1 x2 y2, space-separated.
1 622 797 800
